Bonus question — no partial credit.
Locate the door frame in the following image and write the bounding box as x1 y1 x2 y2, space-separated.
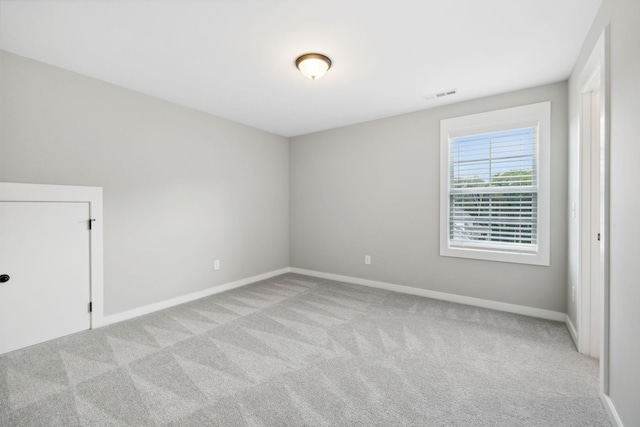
0 182 104 327
575 30 610 393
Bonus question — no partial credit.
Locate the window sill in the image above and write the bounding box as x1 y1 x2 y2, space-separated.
440 245 550 266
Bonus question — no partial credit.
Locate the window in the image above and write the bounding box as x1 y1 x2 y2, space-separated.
440 102 550 265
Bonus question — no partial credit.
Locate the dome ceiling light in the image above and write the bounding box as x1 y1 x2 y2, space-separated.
295 53 332 80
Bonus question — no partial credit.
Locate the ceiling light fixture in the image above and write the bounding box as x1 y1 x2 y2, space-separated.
295 53 332 80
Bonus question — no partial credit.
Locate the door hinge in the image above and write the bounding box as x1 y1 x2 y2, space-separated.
597 233 601 241
88 302 93 313
88 219 96 230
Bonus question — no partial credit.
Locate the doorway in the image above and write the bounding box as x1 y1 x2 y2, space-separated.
575 30 609 394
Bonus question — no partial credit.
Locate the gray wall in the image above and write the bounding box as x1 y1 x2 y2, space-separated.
608 0 640 421
569 0 640 424
290 82 568 313
0 51 290 316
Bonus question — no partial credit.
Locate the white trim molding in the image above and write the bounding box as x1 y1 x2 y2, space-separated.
290 268 565 321
565 314 579 349
104 265 567 326
103 267 290 325
601 393 624 427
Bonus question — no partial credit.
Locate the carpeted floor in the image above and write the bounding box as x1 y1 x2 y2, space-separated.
0 273 609 426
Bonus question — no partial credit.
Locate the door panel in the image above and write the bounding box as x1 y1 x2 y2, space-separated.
590 89 601 359
0 202 91 354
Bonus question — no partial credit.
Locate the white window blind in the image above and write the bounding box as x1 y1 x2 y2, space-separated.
449 127 538 252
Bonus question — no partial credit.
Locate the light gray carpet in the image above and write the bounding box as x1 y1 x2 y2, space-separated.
0 273 609 426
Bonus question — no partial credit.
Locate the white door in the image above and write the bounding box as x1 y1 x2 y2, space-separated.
589 89 602 359
0 201 91 354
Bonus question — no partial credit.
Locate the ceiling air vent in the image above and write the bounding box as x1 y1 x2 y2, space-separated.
424 89 457 100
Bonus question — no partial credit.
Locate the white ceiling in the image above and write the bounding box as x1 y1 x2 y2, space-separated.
0 0 601 137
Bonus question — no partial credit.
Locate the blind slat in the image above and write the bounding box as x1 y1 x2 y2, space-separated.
449 126 539 248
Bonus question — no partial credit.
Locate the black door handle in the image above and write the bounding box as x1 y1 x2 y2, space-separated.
0 275 10 283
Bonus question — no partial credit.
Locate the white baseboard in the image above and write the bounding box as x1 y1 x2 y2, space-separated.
290 267 566 322
103 267 290 325
565 314 579 348
601 393 624 427
103 266 566 325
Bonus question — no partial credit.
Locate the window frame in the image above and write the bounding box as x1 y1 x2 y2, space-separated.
439 102 551 266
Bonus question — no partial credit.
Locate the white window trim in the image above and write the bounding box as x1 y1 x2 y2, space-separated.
439 102 551 266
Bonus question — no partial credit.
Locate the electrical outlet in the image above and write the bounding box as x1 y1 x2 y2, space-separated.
364 255 371 265
214 259 221 271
